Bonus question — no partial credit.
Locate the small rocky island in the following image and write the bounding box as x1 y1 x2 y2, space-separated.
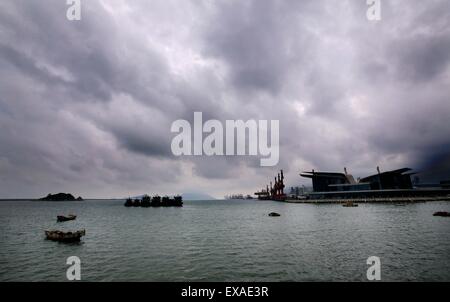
40 193 84 201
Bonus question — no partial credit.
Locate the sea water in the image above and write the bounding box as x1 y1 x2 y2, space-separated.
0 199 449 281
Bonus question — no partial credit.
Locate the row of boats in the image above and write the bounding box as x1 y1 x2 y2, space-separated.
124 195 183 207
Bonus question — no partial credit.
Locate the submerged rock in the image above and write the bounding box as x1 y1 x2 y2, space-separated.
343 201 358 207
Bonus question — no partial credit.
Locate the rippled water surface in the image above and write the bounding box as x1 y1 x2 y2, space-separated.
0 199 449 281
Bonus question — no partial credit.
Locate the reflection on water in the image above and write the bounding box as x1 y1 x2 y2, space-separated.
0 199 449 281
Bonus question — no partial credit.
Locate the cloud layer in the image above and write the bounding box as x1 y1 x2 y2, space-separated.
1 0 449 198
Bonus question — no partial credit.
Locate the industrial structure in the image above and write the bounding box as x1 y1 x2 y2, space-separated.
255 170 286 201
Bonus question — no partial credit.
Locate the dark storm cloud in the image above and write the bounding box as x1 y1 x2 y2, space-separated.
203 0 319 95
0 0 449 198
391 33 450 82
416 152 450 183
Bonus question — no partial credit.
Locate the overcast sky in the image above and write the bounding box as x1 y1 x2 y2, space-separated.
0 0 449 198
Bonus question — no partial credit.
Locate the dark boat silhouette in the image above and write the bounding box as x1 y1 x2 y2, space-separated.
57 214 77 222
151 196 161 207
141 195 151 207
161 196 183 207
173 195 183 207
124 198 133 207
161 196 170 207
132 199 141 207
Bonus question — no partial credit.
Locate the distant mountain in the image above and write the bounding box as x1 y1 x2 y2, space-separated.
127 194 146 200
181 192 216 201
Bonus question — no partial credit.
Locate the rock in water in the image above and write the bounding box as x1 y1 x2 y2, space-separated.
268 212 281 217
45 229 85 243
433 212 450 217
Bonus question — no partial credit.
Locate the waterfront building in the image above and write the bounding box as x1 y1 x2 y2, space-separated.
360 167 414 190
300 167 372 192
300 167 450 199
